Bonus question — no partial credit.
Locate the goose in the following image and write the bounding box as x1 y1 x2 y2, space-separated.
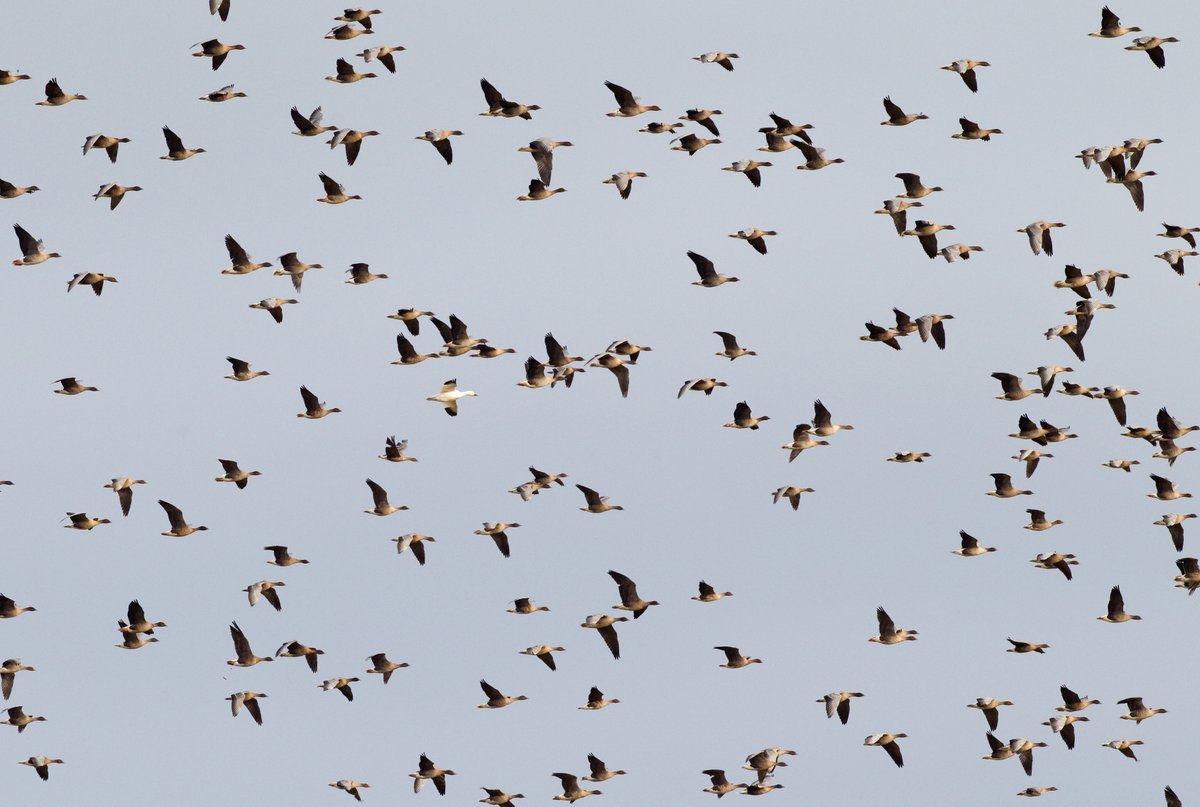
1 706 45 732
861 322 902 350
12 224 60 266
1159 222 1200 248
702 769 742 797
474 522 521 558
1157 407 1199 440
91 183 140 212
639 121 683 134
743 748 796 781
1149 473 1191 500
1102 459 1139 472
388 308 435 336
1058 685 1101 712
191 38 244 69
1155 249 1198 275
1165 787 1182 807
316 172 361 203
875 198 923 236
605 80 660 117
580 614 626 659
1174 557 1200 594
1054 264 1095 298
1007 638 1050 654
989 473 1032 497
894 172 942 198
336 8 383 27
215 459 260 490
477 678 526 709
1029 365 1072 397
540 332 582 367
679 378 729 398
1108 168 1155 211
376 436 417 465
53 377 96 395
1 659 34 699
760 112 814 141
520 645 564 671
1154 513 1196 551
726 401 769 430
365 652 409 683
160 125 205 161
244 581 286 611
226 692 267 725
81 133 130 163
741 784 786 796
681 108 723 137
1058 381 1098 397
1118 696 1167 723
1125 137 1163 168
18 756 63 781
1013 449 1053 478
713 330 755 360
416 130 462 164
772 486 815 510
953 530 996 556
199 83 245 102
328 128 380 166
728 228 776 255
1044 324 1086 362
481 788 526 805
870 607 917 643
519 138 573 184
249 297 298 323
36 77 87 105
606 339 651 364
992 372 1038 401
522 466 569 492
1010 739 1048 775
758 130 804 152
326 57 376 83
583 753 625 782
225 357 269 382
479 78 540 119
881 97 927 126
517 179 566 201
1043 714 1088 749
588 354 630 398
1154 439 1196 467
1126 36 1180 68
0 70 30 86
609 570 659 618
1092 268 1129 297
864 733 908 769
393 335 440 365
264 545 308 566
319 677 360 701
888 452 931 463
723 159 772 187
430 314 488 354
1030 552 1077 580
426 379 477 416
941 59 990 92
1010 414 1049 444
715 646 761 668
795 141 844 170
508 597 549 614
330 780 371 801
291 105 336 136
120 600 166 636
1091 6 1140 37
693 581 733 602
1098 586 1141 622
297 385 341 418
345 263 387 284
552 773 600 803
694 51 739 70
66 271 119 296
326 23 372 40
780 424 829 461
364 479 407 516
102 478 145 517
577 484 622 513
671 133 722 155
158 500 206 537
221 235 272 275
601 171 647 199
953 117 1002 141
967 698 1013 731
0 596 36 620
0 179 40 198
392 534 436 565
274 641 324 672
1102 739 1143 760
1017 221 1066 256
359 45 405 72
227 622 271 667
982 731 1015 761
819 691 865 724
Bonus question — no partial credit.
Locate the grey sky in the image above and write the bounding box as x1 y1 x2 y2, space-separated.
2 0 1197 804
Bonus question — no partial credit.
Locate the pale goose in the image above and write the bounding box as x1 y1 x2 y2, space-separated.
604 80 660 117
392 534 435 565
227 622 272 667
1030 552 1077 580
715 645 761 668
520 645 564 671
328 128 380 166
215 459 260 489
1156 249 1198 275
426 379 477 416
63 512 110 530
1159 222 1200 248
1 705 46 732
345 263 387 284
1091 6 1140 37
319 677 360 701
583 753 625 782
602 171 647 199
359 45 405 73
249 297 298 323
199 83 245 102
474 522 521 558
967 698 1013 731
82 133 130 163
588 353 630 398
226 691 267 725
1 659 35 699
389 308 435 336
393 335 440 365
364 478 407 516
722 159 772 187
1118 696 1167 723
869 607 917 644
577 484 623 513
479 78 540 119
316 172 361 203
221 234 272 275
1149 473 1191 500
608 570 659 618
728 228 776 254
12 223 60 266
160 126 206 160
265 545 307 566
0 595 36 619
895 172 942 198
694 51 739 70
941 59 990 92
18 755 63 781
953 530 996 556
326 23 373 40
939 243 984 261
780 424 829 461
191 39 244 69
1126 36 1180 69
416 130 462 165
1007 638 1050 654
291 105 336 136
70 269 120 297
772 486 814 510
1102 739 1143 760
693 581 733 602
989 473 1032 497
1010 738 1048 775
795 141 844 170
679 378 728 398
671 133 721 155
726 401 769 430
1098 585 1141 622
1043 714 1088 749
1013 449 1052 478
507 597 549 615
378 436 416 463
365 652 409 683
580 614 626 659
861 322 902 350
875 198 923 236
863 733 906 767
244 581 286 611
1103 457 1140 471
1058 685 1101 712
819 691 864 724
982 731 1015 761
519 137 573 184
224 357 268 382
36 77 86 106
902 220 956 258
552 773 600 803
1017 221 1066 256
297 385 341 418
952 117 1002 141
159 500 206 537
517 179 566 201
0 178 40 198
326 57 377 84
702 769 742 797
330 780 371 801
1153 513 1196 552
881 97 927 126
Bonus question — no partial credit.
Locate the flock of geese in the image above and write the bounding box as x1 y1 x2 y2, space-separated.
0 2 1196 804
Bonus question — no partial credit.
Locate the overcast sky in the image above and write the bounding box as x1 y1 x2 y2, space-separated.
2 0 1198 804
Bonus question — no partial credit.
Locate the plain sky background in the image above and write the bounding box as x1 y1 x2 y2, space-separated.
1 0 1198 804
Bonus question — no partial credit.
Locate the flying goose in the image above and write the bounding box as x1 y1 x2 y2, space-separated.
1153 513 1195 551
12 224 60 266
982 731 1015 761
120 600 166 635
517 178 566 201
159 500 206 537
199 83 245 102
1058 685 1100 712
1126 36 1180 68
940 59 990 92
875 199 923 235
317 172 361 203
1149 474 1191 500
1043 714 1088 749
795 141 844 169
63 512 110 530
416 130 462 164
726 401 769 430
1090 6 1140 37
1007 638 1050 654
365 652 409 683
819 691 865 724
580 614 626 659
1098 586 1141 622
0 178 40 198
36 77 86 105
291 105 336 136
583 753 625 782
694 51 739 70
359 45 405 72
870 607 917 644
81 133 130 163
1173 556 1198 593
1153 439 1196 466
608 570 659 618
1017 221 1066 256
66 270 119 294
671 133 722 155
1010 739 1048 775
326 57 376 83
1159 222 1200 248
330 780 371 801
326 23 373 40
887 452 931 463
160 126 205 160
1102 739 1143 760
191 39 244 69
588 354 630 398
426 379 477 416
508 598 549 615
215 459 260 489
0 70 30 86
679 378 728 398
863 733 906 767
1 705 45 732
1013 449 1052 478
989 473 1032 497
639 121 683 134
577 484 622 513
519 138 573 184
392 534 435 565
861 322 902 350
244 581 286 611
693 581 733 602
297 385 341 418
364 479 407 516
953 530 996 556
780 424 829 461
1 659 34 699
702 769 742 797
722 159 772 187
345 263 387 284
264 545 308 566
474 522 521 558
0 596 36 619
715 646 761 668
223 357 269 383
601 171 647 199
328 128 380 166
389 308 435 336
520 645 564 671
227 622 272 667
992 372 1038 401
221 235 272 275
881 96 928 126
481 788 526 805
319 677 360 701
477 679 526 709
952 117 1003 141
728 228 776 254
772 486 815 509
604 80 660 117
227 691 267 725
1118 696 1167 723
552 773 601 803
939 243 984 262
479 78 540 119
1030 552 1077 580
249 297 298 323
18 755 63 781
393 335 440 365
967 698 1013 731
